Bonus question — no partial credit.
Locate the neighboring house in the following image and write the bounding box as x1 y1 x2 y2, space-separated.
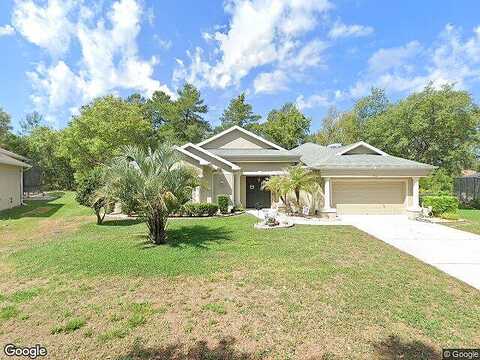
0 147 31 211
177 126 435 218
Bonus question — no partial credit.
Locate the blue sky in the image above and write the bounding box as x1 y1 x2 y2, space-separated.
1 0 480 132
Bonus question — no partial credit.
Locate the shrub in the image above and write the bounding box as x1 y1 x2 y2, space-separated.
232 205 244 213
75 167 110 224
217 195 230 214
202 203 219 216
422 195 459 216
181 203 218 217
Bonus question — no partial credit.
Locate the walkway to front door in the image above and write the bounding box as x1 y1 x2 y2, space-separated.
246 176 271 208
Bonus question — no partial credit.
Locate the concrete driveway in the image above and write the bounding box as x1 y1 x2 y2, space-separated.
342 215 480 290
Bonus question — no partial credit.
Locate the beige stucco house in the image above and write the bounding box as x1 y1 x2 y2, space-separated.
0 147 30 211
177 126 434 218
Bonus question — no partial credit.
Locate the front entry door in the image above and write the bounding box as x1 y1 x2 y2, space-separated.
246 177 271 208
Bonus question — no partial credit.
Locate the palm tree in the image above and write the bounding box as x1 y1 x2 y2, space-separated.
285 165 321 209
261 176 289 207
103 144 199 244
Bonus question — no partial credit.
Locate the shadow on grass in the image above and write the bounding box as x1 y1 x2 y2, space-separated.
0 196 64 220
167 224 233 249
372 335 441 360
116 337 253 360
133 224 233 249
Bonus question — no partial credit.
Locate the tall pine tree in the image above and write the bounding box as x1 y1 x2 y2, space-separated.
217 93 260 132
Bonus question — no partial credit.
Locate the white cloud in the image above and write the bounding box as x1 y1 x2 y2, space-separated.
252 39 328 93
328 20 373 39
296 94 331 109
253 70 288 94
14 0 171 123
367 41 422 73
12 0 76 56
284 39 328 70
27 61 81 113
0 24 15 36
349 24 480 98
175 0 332 90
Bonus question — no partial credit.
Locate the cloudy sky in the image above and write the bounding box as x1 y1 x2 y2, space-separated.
1 0 480 131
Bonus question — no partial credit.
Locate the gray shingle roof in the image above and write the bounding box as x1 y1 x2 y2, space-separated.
0 152 30 167
291 142 435 170
208 148 301 162
0 147 29 162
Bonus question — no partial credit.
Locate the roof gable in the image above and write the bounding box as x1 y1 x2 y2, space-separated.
181 143 240 171
175 146 210 166
336 142 387 156
198 126 285 150
291 142 435 172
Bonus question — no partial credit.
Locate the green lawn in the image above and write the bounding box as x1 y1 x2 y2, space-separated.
0 193 479 359
448 209 480 235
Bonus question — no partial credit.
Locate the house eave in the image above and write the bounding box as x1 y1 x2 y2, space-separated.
220 155 301 162
308 165 435 177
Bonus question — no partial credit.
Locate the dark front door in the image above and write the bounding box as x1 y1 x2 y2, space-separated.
246 176 271 208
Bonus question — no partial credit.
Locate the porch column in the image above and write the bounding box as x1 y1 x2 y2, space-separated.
193 186 201 202
194 169 204 203
412 176 420 210
323 177 332 210
234 172 241 206
207 171 214 203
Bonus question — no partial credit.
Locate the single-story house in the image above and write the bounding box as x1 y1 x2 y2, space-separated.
0 147 30 211
177 126 435 218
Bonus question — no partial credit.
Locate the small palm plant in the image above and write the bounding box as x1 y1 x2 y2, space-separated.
103 144 199 244
285 165 321 208
261 176 289 207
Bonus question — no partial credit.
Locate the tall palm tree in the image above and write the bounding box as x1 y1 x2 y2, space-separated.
103 144 199 244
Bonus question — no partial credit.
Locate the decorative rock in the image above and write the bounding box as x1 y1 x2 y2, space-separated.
254 221 294 229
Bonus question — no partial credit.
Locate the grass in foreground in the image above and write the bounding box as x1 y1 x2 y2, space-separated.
0 193 479 359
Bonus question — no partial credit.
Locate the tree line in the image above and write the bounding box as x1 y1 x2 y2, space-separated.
0 82 479 192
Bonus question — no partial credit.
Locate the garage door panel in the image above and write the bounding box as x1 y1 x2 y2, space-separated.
337 204 405 215
333 180 406 215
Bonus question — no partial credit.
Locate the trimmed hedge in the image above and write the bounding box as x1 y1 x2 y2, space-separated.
180 203 219 217
217 194 230 214
422 195 459 216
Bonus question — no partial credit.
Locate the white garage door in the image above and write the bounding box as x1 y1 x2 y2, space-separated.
332 180 406 215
